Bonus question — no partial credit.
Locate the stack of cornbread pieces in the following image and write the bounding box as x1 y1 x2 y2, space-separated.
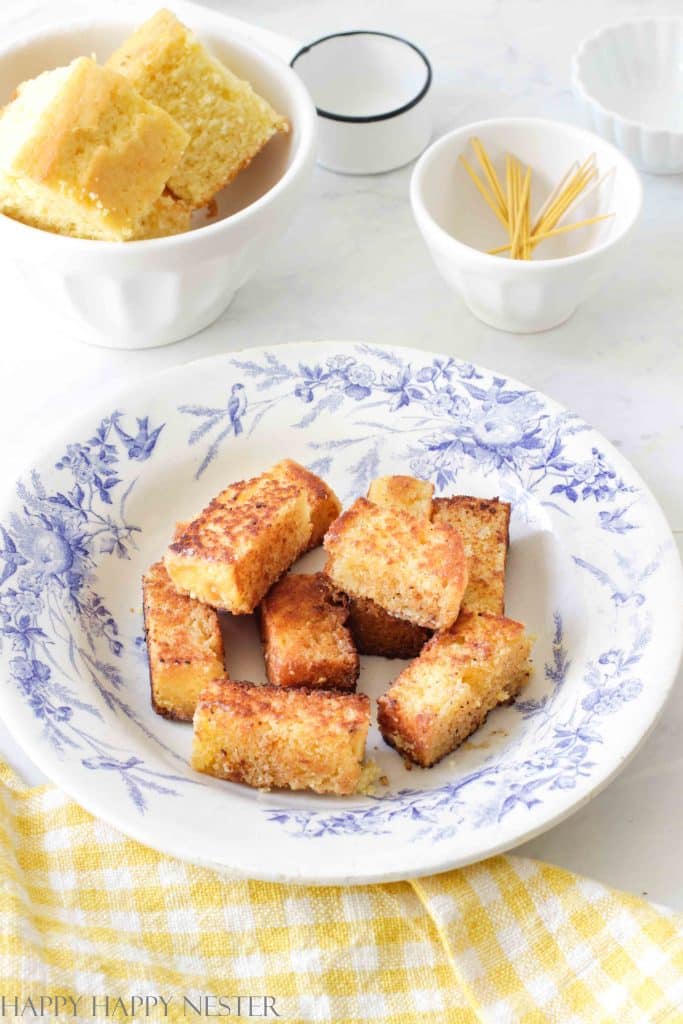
143 460 533 797
0 10 288 241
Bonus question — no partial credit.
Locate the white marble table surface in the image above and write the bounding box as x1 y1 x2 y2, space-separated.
1 0 682 907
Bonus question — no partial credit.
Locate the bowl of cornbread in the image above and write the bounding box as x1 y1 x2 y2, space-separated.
0 5 316 348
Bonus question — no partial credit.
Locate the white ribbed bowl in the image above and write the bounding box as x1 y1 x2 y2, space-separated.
410 117 642 334
573 18 683 174
0 1 316 349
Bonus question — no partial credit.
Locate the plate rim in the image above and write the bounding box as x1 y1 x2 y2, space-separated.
2 339 682 885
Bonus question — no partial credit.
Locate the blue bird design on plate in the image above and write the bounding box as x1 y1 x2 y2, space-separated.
227 383 247 436
179 383 249 478
112 414 165 462
0 526 28 586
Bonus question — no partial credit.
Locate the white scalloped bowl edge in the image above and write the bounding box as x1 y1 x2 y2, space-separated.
572 18 683 174
0 0 317 349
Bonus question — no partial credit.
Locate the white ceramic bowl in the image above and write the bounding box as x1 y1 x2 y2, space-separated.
0 2 317 349
410 117 642 333
573 18 683 174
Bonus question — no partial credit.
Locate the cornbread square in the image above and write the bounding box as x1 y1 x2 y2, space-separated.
0 57 188 241
324 497 468 630
165 476 311 614
107 9 289 208
260 573 359 691
367 475 434 518
377 612 532 767
192 678 371 795
132 191 192 239
347 596 431 660
143 561 224 721
432 496 510 614
269 459 341 549
348 475 435 658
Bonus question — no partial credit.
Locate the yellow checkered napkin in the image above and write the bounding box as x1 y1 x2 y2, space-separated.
1 761 682 1024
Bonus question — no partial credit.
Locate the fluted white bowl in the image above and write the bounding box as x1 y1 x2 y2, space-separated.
0 2 316 349
410 117 642 333
573 18 683 174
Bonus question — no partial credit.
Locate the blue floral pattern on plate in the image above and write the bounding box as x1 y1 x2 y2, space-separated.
0 413 195 813
180 346 637 528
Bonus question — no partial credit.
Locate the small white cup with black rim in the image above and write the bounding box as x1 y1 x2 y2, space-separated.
290 31 433 175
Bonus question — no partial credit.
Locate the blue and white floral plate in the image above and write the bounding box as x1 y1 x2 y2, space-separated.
1 342 681 884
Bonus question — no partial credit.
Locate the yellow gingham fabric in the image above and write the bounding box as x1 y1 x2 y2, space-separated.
1 760 682 1024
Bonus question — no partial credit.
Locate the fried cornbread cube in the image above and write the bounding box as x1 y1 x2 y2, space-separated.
107 10 289 208
377 612 532 767
142 561 224 721
132 191 192 239
260 573 359 690
366 475 434 518
347 596 431 660
191 678 371 795
432 496 511 614
165 476 311 614
348 475 435 658
0 57 188 241
269 459 341 549
324 497 468 630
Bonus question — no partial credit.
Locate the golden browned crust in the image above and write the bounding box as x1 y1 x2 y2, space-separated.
347 596 431 660
379 667 530 762
432 496 511 615
367 476 434 518
377 611 532 767
198 677 369 725
324 497 468 630
192 678 371 794
142 560 225 722
168 480 299 562
171 520 189 543
260 573 359 690
165 473 311 613
270 459 341 549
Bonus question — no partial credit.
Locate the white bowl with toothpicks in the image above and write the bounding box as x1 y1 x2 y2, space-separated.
410 117 642 333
